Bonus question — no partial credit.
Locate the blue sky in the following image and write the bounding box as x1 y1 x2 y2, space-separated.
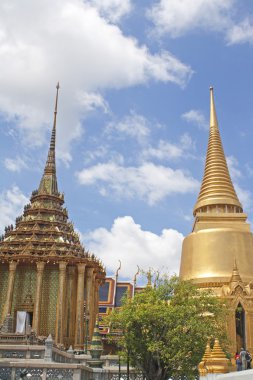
1 0 253 281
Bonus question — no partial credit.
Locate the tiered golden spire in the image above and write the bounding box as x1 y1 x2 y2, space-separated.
200 338 229 375
38 83 59 196
211 338 227 360
193 87 242 215
202 340 211 361
198 340 211 377
0 84 106 279
230 259 242 284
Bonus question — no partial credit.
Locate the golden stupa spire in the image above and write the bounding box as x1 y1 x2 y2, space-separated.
193 87 242 215
230 258 242 283
202 339 211 361
38 83 60 196
198 339 211 377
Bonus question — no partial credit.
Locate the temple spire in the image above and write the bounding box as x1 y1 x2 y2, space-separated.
230 259 242 284
193 87 242 215
210 86 218 130
38 83 60 196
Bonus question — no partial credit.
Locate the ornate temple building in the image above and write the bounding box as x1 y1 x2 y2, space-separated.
98 265 144 336
0 84 105 349
180 87 253 353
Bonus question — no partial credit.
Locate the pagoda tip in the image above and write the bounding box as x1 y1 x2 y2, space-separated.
210 86 213 91
56 82 60 90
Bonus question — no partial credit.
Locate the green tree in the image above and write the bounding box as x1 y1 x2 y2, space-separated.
107 275 227 380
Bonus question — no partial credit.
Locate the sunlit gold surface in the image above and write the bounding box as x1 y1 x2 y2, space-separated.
180 219 253 283
180 88 253 284
193 87 242 215
180 87 253 355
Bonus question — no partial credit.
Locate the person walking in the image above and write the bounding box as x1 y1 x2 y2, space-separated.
235 351 242 371
246 350 252 369
240 348 247 370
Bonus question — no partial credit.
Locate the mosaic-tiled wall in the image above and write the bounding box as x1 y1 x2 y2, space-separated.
11 265 36 321
40 265 59 337
0 264 8 318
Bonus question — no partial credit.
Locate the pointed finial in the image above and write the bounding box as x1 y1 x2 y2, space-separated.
38 84 60 196
193 87 242 216
116 260 121 280
230 258 242 283
202 339 211 361
233 257 237 270
55 82 60 112
198 339 211 376
210 86 218 130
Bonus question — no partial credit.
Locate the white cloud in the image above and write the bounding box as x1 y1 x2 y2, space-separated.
76 91 109 114
180 133 196 150
86 0 132 22
83 216 183 279
4 157 27 172
147 0 253 48
234 184 252 211
106 111 150 143
182 109 208 130
0 186 28 233
246 163 253 177
227 18 253 45
225 156 253 211
142 140 182 160
76 162 199 205
226 155 242 180
142 134 195 161
147 0 233 37
0 0 192 163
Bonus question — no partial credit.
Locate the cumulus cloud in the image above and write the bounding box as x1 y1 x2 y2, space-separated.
76 91 109 114
86 0 132 22
226 155 253 210
227 18 253 45
4 157 28 172
0 0 192 163
142 134 195 161
0 186 28 233
234 184 252 211
76 162 199 205
226 155 242 180
83 216 183 279
147 0 253 47
147 0 233 37
182 109 208 130
142 140 182 160
106 111 150 143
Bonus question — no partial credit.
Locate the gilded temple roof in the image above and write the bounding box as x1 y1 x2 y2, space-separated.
0 85 105 278
193 87 242 215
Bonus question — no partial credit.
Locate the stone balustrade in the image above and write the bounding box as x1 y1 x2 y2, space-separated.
0 344 143 380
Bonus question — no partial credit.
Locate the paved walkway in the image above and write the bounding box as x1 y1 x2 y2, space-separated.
218 369 253 379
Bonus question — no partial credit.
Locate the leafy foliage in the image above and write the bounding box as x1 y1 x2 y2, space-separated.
107 275 227 380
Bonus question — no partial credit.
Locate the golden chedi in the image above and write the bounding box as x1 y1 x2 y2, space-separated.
198 340 211 377
199 338 229 376
0 84 105 349
180 87 253 353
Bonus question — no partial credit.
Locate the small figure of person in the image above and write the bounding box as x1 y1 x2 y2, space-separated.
240 347 247 370
235 351 242 371
246 350 252 369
